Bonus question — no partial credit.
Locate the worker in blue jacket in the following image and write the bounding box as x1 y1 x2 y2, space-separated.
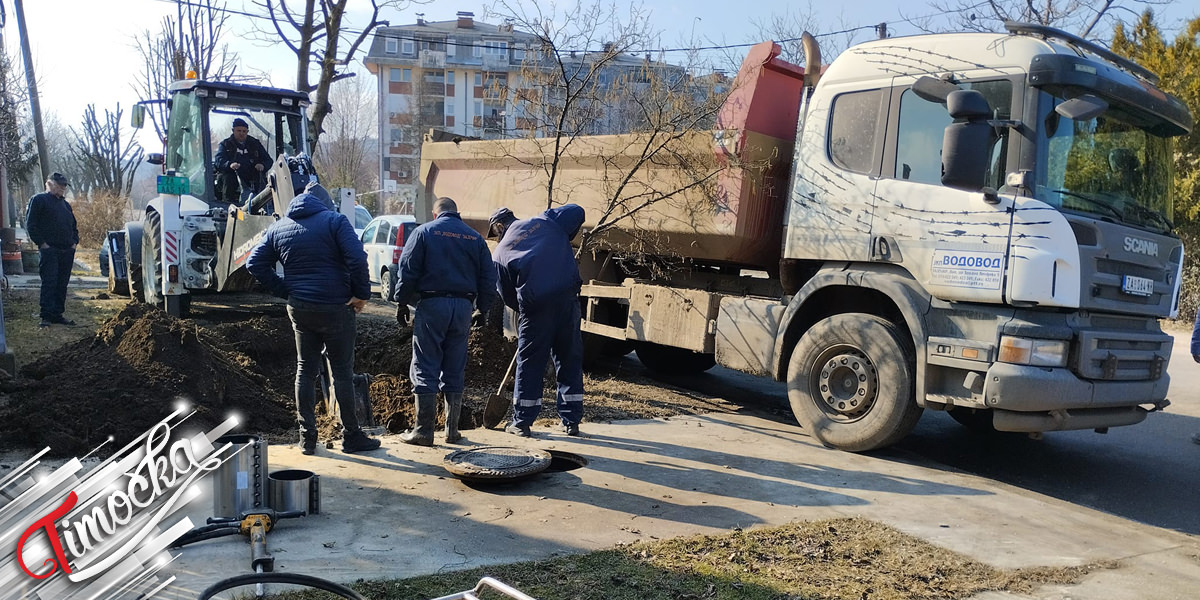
247 184 380 455
393 196 497 445
214 118 270 204
492 204 586 437
26 172 79 327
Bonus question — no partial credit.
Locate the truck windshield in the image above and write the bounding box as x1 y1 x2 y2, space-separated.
1034 91 1174 233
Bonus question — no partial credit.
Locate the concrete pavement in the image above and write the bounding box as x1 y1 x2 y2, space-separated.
163 410 1200 599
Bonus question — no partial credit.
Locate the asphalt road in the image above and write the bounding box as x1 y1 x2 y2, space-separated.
652 331 1200 537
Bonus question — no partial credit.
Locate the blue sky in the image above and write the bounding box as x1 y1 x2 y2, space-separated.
4 0 1197 142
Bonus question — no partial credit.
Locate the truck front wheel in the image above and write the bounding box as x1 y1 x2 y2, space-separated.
786 314 922 452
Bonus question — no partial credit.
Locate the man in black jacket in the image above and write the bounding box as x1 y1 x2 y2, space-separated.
25 173 79 327
214 118 270 204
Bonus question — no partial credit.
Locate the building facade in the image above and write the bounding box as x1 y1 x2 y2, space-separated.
364 12 543 212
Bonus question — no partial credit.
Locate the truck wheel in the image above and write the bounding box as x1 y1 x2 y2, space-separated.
635 342 716 375
142 210 164 307
107 251 128 296
786 314 922 452
380 269 392 301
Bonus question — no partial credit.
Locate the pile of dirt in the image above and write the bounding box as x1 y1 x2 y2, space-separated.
0 304 296 457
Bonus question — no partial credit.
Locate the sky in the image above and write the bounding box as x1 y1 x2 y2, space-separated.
4 0 1198 150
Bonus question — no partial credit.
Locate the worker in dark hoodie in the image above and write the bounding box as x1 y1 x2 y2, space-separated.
492 204 587 438
247 183 380 455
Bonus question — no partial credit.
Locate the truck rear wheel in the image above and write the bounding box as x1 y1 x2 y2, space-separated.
786 314 922 452
635 342 716 375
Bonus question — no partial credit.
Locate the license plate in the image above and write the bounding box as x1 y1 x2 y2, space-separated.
157 175 190 195
1121 275 1154 297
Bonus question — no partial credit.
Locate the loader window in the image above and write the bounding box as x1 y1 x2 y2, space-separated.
165 91 208 198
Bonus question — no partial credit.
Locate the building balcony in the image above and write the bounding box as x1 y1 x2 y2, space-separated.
419 50 446 69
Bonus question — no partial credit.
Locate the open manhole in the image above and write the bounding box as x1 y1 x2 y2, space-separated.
443 446 553 481
544 450 588 473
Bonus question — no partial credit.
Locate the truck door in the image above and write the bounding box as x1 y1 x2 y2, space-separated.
871 75 1019 304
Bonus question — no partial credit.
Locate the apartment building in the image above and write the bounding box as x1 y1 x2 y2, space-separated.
363 11 543 211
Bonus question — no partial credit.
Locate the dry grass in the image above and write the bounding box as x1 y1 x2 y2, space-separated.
0 288 128 369
263 518 1108 600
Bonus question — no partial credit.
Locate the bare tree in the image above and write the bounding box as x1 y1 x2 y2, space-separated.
751 1 867 65
249 0 420 148
71 104 145 197
314 67 379 209
132 0 247 144
905 0 1173 38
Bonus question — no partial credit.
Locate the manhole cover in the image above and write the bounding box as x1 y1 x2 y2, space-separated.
443 446 553 481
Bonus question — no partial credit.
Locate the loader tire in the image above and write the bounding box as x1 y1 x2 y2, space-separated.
786 313 922 452
142 210 164 307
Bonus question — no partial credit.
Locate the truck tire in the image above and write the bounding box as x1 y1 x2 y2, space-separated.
380 268 393 302
142 210 164 307
786 314 922 452
635 342 716 375
107 251 128 296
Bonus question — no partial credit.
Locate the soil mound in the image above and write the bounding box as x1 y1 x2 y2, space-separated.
0 304 295 457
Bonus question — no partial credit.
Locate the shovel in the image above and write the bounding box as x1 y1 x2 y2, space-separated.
483 351 518 429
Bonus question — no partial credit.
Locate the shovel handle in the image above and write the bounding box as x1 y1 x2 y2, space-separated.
496 351 518 395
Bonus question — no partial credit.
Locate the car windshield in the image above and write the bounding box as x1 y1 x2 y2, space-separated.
1034 91 1174 233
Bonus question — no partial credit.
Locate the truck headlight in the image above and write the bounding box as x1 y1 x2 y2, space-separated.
998 336 1068 367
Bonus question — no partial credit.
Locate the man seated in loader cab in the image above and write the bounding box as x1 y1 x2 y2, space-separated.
214 118 270 204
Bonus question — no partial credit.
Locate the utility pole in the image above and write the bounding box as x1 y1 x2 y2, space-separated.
13 0 48 184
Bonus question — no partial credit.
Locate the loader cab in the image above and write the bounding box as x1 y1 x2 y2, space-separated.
162 80 310 209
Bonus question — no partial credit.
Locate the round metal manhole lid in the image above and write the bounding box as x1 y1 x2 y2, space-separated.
443 446 553 481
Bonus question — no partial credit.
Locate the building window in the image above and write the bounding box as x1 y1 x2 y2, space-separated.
483 40 508 56
472 43 482 58
390 128 403 142
473 101 482 115
446 70 454 84
474 73 482 86
401 39 414 55
513 43 525 60
390 68 403 82
386 38 397 54
445 103 455 116
827 89 882 174
402 68 412 82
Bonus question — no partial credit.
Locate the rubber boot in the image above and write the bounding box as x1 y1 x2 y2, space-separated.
444 393 463 443
400 393 436 446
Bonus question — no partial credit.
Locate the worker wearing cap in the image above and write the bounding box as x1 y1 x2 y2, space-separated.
492 204 586 437
214 117 270 204
393 197 497 446
26 172 79 328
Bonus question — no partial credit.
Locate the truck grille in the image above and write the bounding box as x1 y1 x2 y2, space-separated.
1073 329 1171 381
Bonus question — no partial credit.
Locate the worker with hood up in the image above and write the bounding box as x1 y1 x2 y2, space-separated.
247 183 380 455
492 204 587 437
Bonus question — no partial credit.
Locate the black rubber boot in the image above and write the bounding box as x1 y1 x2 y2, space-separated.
444 393 463 443
300 432 317 455
400 393 436 446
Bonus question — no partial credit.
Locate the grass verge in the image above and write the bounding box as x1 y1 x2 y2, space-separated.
262 518 1110 600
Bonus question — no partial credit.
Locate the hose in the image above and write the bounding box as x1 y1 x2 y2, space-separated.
169 527 241 548
197 572 366 600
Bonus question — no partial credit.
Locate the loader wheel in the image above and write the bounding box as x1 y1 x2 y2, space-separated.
107 251 128 296
786 314 922 452
635 342 715 375
142 210 164 307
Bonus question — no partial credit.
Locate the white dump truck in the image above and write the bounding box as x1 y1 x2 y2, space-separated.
418 22 1193 451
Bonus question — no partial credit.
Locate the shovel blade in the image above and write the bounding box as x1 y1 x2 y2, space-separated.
483 393 509 429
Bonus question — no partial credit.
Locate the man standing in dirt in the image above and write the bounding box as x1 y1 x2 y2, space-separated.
215 118 270 204
26 172 78 328
247 183 381 455
493 204 586 437
393 196 496 446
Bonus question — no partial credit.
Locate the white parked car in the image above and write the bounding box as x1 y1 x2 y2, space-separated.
360 214 417 301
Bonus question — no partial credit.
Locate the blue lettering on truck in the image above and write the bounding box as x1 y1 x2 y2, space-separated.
930 250 1004 290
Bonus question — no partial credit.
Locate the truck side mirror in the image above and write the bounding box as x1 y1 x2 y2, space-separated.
146 153 165 165
912 76 959 104
941 89 995 191
131 104 146 129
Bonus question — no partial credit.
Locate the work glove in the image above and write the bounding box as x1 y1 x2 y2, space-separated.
396 303 411 327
